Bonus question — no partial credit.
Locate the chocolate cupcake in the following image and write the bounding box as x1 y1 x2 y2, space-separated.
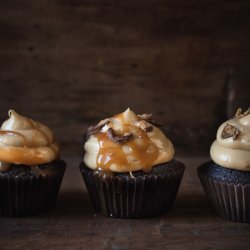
0 110 66 217
80 108 185 218
198 108 250 223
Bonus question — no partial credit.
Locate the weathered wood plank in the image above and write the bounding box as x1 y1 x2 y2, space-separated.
0 0 249 156
0 157 249 250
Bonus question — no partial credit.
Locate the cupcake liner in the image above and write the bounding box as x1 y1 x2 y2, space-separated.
198 170 250 223
0 161 66 217
80 161 185 218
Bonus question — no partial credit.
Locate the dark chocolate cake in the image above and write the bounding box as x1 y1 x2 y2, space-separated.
80 159 185 218
198 161 250 185
0 160 66 217
198 161 250 223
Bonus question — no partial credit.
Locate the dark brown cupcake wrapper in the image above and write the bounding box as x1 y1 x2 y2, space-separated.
0 161 66 217
80 162 185 218
198 173 250 223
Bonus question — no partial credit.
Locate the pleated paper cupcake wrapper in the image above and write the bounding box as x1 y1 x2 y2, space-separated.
80 165 184 218
0 168 65 217
198 174 250 223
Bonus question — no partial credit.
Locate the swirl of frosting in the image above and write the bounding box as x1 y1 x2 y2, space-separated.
0 110 59 165
84 108 175 173
210 108 250 171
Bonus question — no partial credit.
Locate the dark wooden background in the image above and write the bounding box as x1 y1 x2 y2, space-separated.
0 1 250 249
1 0 249 157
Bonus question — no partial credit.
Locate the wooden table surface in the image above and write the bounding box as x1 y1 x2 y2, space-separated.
0 156 249 250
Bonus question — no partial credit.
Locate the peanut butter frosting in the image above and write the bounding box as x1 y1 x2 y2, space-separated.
210 108 250 171
84 108 175 173
0 110 59 167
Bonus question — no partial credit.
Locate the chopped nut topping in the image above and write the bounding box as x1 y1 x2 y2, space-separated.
106 128 133 144
138 113 162 127
235 108 250 118
87 118 111 137
138 120 153 132
221 124 240 140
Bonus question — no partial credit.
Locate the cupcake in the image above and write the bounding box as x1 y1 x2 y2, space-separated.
0 110 66 217
198 108 250 223
80 108 185 218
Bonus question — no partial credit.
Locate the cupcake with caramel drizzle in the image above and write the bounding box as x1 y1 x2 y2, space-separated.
0 110 59 170
0 110 66 217
80 108 185 218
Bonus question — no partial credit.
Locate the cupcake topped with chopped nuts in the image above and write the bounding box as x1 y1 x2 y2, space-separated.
210 108 250 171
80 108 185 218
198 107 250 223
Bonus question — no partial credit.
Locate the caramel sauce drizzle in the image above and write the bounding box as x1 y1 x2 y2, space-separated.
96 113 159 172
26 119 58 156
0 117 56 166
0 119 51 148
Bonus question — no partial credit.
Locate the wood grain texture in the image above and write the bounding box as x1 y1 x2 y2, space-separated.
0 0 250 157
0 2 250 248
0 157 249 250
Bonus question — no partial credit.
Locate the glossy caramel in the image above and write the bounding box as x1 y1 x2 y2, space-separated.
0 111 59 166
96 123 159 172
